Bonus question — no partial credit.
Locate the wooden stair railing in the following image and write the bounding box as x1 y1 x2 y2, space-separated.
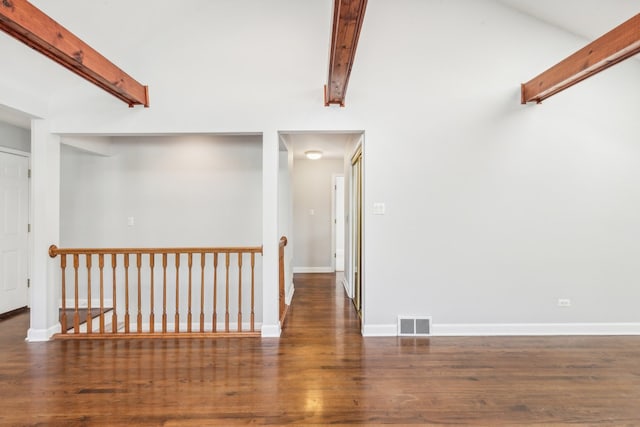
49 244 263 339
279 236 289 325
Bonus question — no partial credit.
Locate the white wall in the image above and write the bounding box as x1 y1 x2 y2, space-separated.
293 157 344 271
0 122 30 152
352 1 640 335
60 135 262 247
4 0 640 336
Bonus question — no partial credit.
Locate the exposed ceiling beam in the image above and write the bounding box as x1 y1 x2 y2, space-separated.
0 0 149 107
325 0 367 107
521 13 640 104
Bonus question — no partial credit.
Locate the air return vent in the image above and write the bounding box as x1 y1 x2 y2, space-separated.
398 316 432 336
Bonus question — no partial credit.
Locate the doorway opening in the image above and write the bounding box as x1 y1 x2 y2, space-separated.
351 144 363 318
0 149 30 315
280 131 364 326
333 175 345 272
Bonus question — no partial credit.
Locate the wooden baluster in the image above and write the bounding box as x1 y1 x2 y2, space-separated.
237 252 243 332
212 253 218 332
111 254 118 333
251 252 255 332
60 254 67 334
225 252 230 333
187 253 193 333
99 254 105 334
199 252 205 333
149 254 155 334
162 253 167 333
73 254 79 334
175 253 180 333
86 255 92 334
136 253 142 333
124 253 130 333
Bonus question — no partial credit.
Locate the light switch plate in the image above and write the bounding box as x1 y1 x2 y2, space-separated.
373 202 385 215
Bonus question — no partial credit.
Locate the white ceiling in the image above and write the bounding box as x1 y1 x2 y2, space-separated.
498 0 640 41
282 132 358 159
1 1 639 130
0 104 32 129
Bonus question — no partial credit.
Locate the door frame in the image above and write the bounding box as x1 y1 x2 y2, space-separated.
0 146 31 312
331 173 345 272
349 140 363 320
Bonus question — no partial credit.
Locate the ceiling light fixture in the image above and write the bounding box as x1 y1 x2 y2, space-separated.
305 150 323 160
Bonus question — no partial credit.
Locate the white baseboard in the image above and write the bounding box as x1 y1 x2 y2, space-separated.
362 322 640 337
293 266 334 274
27 323 61 342
286 286 295 305
433 322 640 336
261 323 281 337
362 324 397 337
341 276 351 298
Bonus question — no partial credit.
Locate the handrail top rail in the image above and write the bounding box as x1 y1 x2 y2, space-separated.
49 244 263 258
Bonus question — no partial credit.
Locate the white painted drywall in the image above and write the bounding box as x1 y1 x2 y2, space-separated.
4 0 640 336
0 121 30 153
293 157 345 271
28 120 61 341
353 1 640 333
60 135 262 247
262 130 281 336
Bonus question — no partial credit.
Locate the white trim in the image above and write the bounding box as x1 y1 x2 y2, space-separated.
341 276 351 298
26 323 61 342
361 322 640 337
293 266 334 273
331 174 337 272
0 146 30 157
362 324 397 337
333 174 346 273
432 322 640 336
60 136 112 157
261 323 281 337
285 285 295 305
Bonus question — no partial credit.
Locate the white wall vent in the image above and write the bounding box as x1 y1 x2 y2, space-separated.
397 316 432 336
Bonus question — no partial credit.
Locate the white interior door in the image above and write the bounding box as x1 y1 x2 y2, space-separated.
335 175 345 271
0 151 29 314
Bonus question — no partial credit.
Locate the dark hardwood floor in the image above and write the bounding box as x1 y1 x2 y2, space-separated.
1 273 640 425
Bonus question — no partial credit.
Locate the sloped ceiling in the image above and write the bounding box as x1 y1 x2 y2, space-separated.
498 0 640 41
2 0 640 129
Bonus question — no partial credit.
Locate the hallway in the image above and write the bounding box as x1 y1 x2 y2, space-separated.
1 273 640 425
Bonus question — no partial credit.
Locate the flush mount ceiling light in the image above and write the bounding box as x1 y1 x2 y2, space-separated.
305 150 323 160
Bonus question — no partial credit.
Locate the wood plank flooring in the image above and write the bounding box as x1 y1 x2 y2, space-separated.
1 273 640 425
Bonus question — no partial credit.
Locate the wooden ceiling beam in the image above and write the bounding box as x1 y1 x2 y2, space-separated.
522 13 640 104
0 0 149 107
325 0 367 107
